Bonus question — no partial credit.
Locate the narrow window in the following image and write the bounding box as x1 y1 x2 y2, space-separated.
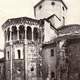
17 50 21 59
39 5 42 9
51 2 55 5
51 72 55 78
33 28 38 41
51 49 54 56
19 25 25 40
31 67 34 72
12 26 17 40
7 51 9 60
27 26 32 40
62 7 65 11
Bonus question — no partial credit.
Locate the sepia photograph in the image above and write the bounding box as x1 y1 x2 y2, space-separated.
0 0 80 80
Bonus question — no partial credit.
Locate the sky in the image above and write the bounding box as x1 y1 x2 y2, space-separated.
0 0 80 57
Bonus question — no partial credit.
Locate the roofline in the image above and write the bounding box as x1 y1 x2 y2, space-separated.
47 14 61 21
57 24 80 31
2 17 39 30
34 0 68 9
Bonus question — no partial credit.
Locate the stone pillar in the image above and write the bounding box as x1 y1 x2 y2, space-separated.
10 44 13 80
24 26 28 80
24 27 27 44
17 26 19 40
10 26 13 80
10 27 12 43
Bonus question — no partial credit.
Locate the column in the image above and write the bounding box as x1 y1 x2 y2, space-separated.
17 25 19 40
24 26 27 44
24 25 28 80
10 44 13 80
10 26 12 44
10 26 13 80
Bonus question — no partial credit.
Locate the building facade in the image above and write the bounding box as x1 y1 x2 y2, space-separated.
1 0 80 80
2 17 44 80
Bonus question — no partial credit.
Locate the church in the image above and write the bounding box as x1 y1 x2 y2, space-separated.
1 0 80 80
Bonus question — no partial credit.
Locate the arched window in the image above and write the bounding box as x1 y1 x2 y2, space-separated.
17 50 21 59
19 25 25 40
7 28 10 41
12 26 17 40
51 49 54 56
51 72 55 78
27 26 32 40
33 28 38 41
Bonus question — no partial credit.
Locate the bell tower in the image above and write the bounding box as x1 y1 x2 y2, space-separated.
34 0 67 28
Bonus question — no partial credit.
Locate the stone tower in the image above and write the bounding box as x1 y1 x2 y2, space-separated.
2 17 43 80
34 0 67 28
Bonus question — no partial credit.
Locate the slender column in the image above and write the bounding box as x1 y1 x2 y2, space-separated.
24 26 27 44
10 26 13 80
17 26 19 40
10 44 13 80
24 25 28 80
10 27 12 43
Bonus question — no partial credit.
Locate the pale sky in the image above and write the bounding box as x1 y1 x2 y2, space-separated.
0 0 80 50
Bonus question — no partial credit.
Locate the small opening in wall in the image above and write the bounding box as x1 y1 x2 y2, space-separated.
51 2 55 6
51 49 54 56
51 72 55 78
27 26 32 40
17 50 21 59
33 28 38 41
7 51 9 60
31 67 34 71
39 5 42 9
62 7 65 11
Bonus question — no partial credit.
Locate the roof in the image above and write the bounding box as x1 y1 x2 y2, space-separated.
47 14 61 21
34 0 68 9
42 24 80 46
57 24 80 31
2 17 40 29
